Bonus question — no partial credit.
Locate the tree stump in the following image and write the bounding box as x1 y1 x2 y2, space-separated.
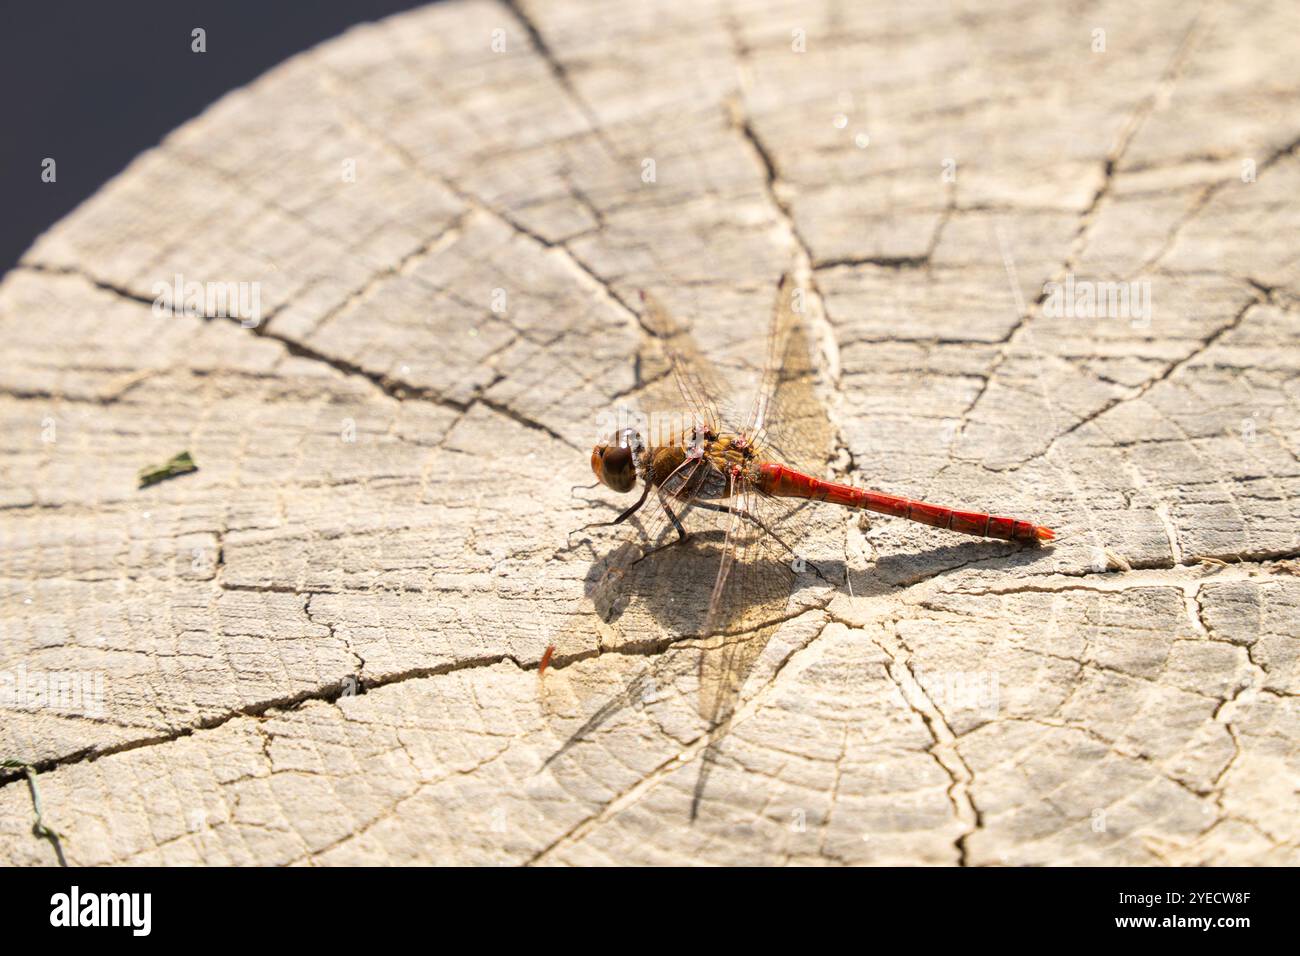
1 0 1297 865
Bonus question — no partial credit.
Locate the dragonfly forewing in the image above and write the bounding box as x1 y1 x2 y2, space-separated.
742 274 837 478
637 289 738 441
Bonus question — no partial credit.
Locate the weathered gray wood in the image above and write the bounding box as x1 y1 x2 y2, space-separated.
1 0 1297 865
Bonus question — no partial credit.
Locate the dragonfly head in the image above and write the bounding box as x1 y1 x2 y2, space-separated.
591 429 640 493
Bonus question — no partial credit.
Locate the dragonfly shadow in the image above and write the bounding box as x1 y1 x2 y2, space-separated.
585 529 732 636
544 533 1053 820
580 521 840 649
849 537 1045 598
546 526 827 819
550 518 834 818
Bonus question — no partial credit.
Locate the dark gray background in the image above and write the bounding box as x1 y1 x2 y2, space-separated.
0 0 433 275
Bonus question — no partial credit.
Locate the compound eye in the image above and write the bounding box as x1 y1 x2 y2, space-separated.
605 445 634 484
593 444 635 492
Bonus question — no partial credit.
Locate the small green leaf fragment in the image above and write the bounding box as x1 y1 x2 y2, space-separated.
138 450 198 488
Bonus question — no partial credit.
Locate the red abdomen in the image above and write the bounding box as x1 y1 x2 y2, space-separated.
756 463 1053 543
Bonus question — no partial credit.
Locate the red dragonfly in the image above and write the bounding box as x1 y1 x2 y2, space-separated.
588 277 1052 619
560 274 1052 816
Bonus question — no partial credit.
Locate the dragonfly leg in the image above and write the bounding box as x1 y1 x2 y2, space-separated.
609 479 653 525
661 497 688 540
566 480 652 544
630 495 690 566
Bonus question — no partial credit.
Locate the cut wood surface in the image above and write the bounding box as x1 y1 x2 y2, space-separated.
2 0 1298 865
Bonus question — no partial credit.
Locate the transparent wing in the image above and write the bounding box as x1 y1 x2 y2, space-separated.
548 471 842 816
544 458 728 770
689 474 827 818
637 289 736 439
741 274 836 476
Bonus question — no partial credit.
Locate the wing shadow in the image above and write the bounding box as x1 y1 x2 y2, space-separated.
543 528 1048 819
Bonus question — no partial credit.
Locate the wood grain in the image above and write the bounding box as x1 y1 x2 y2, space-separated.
1 0 1297 865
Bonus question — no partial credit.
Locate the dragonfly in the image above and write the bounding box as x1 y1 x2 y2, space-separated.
558 273 1053 817
588 277 1053 617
